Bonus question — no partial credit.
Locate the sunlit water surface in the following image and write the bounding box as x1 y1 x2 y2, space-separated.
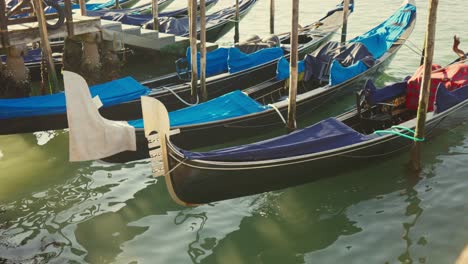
1 0 468 263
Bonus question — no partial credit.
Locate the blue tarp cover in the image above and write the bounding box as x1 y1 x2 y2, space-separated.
0 48 60 64
147 0 256 33
276 56 305 81
350 3 416 59
364 80 407 105
129 90 269 128
186 47 230 77
435 83 468 113
181 117 374 161
0 77 150 119
228 47 284 74
329 60 368 86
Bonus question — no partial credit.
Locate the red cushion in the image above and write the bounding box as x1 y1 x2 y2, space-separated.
405 63 468 111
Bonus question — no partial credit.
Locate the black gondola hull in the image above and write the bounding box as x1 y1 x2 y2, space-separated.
104 38 401 163
166 101 468 204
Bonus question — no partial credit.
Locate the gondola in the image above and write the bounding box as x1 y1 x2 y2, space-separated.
142 56 468 206
103 0 416 163
0 1 346 135
144 0 257 42
87 0 216 21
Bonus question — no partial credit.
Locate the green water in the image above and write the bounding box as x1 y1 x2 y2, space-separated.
1 0 468 263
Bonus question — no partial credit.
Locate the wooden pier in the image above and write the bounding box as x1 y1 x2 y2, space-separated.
0 15 101 49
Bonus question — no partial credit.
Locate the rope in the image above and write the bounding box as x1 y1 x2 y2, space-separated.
159 86 199 106
374 126 424 142
267 104 286 125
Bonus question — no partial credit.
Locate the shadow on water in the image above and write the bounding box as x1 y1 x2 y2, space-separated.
0 120 467 263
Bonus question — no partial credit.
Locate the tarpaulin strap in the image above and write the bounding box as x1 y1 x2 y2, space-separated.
374 125 424 142
268 103 286 125
159 86 199 106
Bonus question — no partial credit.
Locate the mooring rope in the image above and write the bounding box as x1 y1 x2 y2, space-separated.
374 125 425 142
159 86 199 106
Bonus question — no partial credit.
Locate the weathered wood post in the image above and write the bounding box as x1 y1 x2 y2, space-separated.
234 0 239 43
114 0 121 9
189 0 198 103
0 0 9 48
410 0 439 171
200 0 207 101
63 0 74 36
152 0 158 31
79 0 87 16
270 0 274 34
6 45 28 83
32 0 59 93
341 0 350 44
81 32 102 84
287 0 299 132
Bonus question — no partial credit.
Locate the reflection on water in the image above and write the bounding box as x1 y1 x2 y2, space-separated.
1 0 468 262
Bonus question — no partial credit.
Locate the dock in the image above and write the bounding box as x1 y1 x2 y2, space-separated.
101 20 218 55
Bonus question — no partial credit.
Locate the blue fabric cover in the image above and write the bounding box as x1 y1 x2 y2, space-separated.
329 60 368 86
276 56 305 81
350 3 416 59
186 47 230 77
85 0 132 11
71 3 105 11
228 47 284 74
1 48 45 64
128 90 269 128
0 77 150 119
95 11 152 25
364 80 407 105
435 83 468 113
181 117 374 161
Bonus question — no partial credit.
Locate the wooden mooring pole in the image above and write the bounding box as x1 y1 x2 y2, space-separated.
189 0 198 103
32 0 59 93
341 0 350 44
152 0 158 31
63 0 74 36
200 0 207 101
79 0 87 16
287 0 299 132
0 0 9 47
410 0 439 172
270 0 274 34
115 0 121 9
234 0 239 43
